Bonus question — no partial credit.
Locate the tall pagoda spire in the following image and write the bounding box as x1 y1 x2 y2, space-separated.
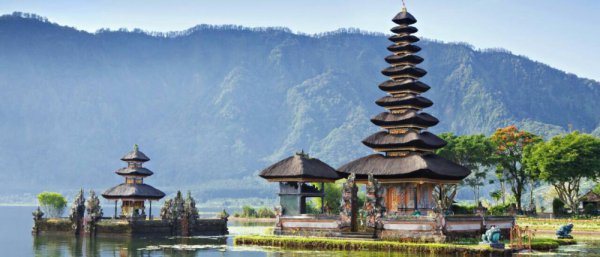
338 7 470 182
365 6 444 157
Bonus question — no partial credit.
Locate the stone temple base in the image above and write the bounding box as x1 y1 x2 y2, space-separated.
557 235 573 239
479 242 505 249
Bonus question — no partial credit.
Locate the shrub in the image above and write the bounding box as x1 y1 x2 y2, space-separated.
37 192 67 218
584 203 597 216
552 198 565 216
488 203 511 215
256 207 276 218
452 203 476 214
241 205 257 218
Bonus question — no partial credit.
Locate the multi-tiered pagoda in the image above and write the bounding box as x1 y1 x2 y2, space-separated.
338 7 470 215
102 145 165 219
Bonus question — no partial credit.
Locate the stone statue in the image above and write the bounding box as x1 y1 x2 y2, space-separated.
160 199 174 222
339 173 357 228
69 189 85 233
31 207 45 235
432 184 456 215
479 225 504 249
481 225 501 244
363 173 385 229
556 223 574 239
84 190 103 234
32 207 44 221
160 191 201 235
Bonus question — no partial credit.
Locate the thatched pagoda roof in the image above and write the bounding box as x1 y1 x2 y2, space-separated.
387 44 421 53
259 152 342 182
378 79 430 94
338 153 470 181
392 9 417 25
381 66 427 78
102 183 165 200
121 144 150 162
581 190 600 202
391 25 418 34
362 131 447 150
385 54 424 65
371 111 439 128
376 95 433 109
115 167 154 176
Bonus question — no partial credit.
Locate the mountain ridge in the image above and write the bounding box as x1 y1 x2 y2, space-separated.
1 13 599 202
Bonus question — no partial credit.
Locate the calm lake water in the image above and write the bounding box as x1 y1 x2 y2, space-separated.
2 206 599 257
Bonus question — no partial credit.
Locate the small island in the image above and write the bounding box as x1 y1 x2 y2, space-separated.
32 145 228 237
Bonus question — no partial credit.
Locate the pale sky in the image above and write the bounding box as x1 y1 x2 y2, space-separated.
1 0 599 81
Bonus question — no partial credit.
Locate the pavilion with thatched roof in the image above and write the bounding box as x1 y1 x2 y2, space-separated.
102 145 165 219
260 151 342 216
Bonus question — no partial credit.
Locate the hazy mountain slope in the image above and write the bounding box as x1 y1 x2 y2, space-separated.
1 13 599 201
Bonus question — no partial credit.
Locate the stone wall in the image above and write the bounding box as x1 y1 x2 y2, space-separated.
273 214 515 242
33 218 73 235
33 218 227 237
379 217 444 242
276 215 341 237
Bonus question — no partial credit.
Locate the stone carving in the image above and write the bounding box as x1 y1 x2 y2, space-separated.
556 223 574 239
69 189 85 233
363 173 385 228
84 190 103 235
160 191 201 235
339 173 357 228
32 207 44 221
31 207 44 234
432 184 457 214
274 206 282 228
480 225 504 249
160 199 174 222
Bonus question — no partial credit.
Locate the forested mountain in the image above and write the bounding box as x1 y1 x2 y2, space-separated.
1 13 599 203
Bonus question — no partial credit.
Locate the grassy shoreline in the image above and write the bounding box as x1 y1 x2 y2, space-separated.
234 235 575 254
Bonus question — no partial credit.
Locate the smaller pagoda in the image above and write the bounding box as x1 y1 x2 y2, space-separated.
102 145 165 219
259 151 342 216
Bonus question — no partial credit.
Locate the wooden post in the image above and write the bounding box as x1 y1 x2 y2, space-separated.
321 182 325 214
114 200 118 218
413 184 418 212
149 200 152 219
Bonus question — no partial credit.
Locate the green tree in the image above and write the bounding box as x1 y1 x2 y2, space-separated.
525 132 600 213
37 192 67 218
437 133 495 204
490 125 542 211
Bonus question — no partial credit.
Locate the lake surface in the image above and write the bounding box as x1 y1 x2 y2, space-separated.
2 206 599 256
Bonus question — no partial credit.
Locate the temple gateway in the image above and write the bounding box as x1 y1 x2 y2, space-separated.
259 6 514 241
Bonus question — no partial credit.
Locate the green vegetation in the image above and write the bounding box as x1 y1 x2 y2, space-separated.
233 206 276 218
234 235 503 254
524 132 600 213
234 235 572 253
491 125 542 212
517 217 600 232
552 198 566 216
37 192 67 218
437 133 495 204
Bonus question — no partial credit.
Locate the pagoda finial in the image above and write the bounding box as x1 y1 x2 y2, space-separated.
134 144 139 151
401 0 407 12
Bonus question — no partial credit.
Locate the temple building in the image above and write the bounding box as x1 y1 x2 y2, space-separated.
259 151 342 216
102 145 165 219
258 5 514 241
337 7 470 216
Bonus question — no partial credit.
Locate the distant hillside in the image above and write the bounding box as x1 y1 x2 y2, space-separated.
1 13 599 203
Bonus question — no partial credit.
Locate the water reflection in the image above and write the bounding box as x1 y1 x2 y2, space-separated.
33 234 228 257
